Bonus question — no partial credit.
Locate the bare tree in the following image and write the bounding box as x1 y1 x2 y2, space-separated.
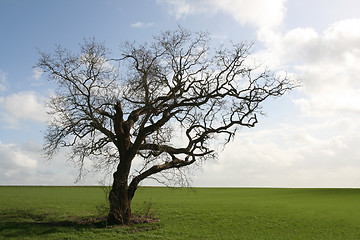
37 28 296 225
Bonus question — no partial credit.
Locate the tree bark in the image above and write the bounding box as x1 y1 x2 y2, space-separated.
107 168 132 225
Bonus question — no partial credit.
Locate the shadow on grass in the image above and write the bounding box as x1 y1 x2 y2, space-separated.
0 210 108 239
0 210 160 239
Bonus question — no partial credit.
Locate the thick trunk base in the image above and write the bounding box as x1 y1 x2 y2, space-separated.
107 211 131 225
107 187 132 225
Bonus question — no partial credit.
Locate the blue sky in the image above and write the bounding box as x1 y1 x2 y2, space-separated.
1 0 360 187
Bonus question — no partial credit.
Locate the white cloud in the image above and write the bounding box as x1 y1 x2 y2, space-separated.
158 0 287 30
254 19 360 117
0 69 7 91
213 0 286 29
0 141 38 169
0 141 107 185
157 0 208 19
130 22 154 28
0 91 46 129
272 19 360 67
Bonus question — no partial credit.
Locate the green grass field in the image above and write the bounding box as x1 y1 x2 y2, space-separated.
0 186 359 239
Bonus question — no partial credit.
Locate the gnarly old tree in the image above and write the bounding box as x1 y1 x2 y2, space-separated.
38 28 296 225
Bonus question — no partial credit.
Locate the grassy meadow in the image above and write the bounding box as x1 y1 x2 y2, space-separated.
0 186 360 239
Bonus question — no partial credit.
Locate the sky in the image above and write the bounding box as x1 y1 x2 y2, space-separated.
1 0 360 187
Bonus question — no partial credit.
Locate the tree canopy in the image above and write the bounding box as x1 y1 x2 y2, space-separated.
37 27 297 224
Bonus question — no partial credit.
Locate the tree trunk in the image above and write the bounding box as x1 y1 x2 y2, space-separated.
107 171 132 225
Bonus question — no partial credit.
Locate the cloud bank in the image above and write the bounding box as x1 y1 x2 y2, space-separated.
0 91 46 129
257 19 360 117
0 141 38 170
